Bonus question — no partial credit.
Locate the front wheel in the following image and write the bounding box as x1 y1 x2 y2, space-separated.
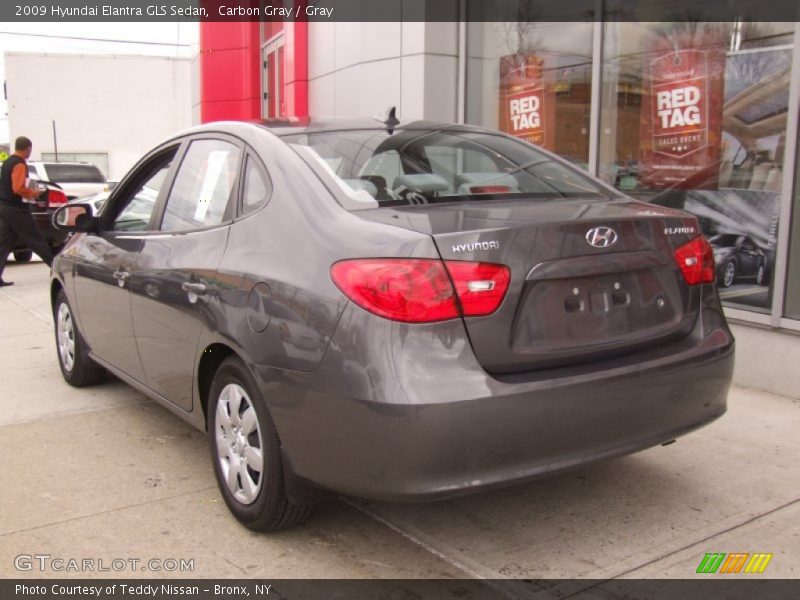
208 356 311 532
720 260 736 288
54 289 106 386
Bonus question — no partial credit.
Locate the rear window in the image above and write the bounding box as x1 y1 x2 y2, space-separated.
43 164 106 184
283 128 608 209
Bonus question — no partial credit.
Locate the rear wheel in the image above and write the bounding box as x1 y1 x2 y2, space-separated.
756 264 766 286
54 290 106 386
208 356 311 532
720 260 736 288
13 250 33 263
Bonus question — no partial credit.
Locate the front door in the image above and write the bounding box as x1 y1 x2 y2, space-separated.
131 137 243 410
72 153 174 381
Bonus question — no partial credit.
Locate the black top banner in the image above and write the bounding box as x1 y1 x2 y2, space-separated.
4 0 800 22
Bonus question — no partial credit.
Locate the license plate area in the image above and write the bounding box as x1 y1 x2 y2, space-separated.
511 266 685 352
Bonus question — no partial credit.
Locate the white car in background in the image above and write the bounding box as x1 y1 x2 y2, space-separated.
26 161 110 200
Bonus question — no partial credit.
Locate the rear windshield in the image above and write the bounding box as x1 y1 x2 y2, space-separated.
283 128 608 209
43 164 106 184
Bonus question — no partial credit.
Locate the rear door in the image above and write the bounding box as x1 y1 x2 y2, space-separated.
130 136 243 410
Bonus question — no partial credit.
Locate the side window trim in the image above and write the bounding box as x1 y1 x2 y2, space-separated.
154 134 246 233
101 142 184 234
236 150 273 219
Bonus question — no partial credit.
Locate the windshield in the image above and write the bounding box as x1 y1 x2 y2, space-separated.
709 234 741 248
283 128 608 209
44 164 106 184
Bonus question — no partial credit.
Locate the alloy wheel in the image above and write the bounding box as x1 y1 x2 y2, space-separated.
214 383 264 505
56 303 76 372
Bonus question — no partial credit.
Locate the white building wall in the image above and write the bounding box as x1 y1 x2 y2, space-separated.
307 22 458 122
5 52 192 180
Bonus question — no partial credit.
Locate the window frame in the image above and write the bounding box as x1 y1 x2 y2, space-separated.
100 143 183 235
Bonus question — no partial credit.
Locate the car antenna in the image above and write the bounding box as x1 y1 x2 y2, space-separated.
373 106 400 134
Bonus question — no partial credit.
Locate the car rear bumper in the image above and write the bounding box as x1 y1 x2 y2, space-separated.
255 287 734 502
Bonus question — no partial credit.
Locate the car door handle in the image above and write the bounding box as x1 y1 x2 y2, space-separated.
113 270 130 281
182 282 208 295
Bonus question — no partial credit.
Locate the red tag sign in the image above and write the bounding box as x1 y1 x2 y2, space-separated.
651 50 708 158
639 41 726 190
499 55 549 147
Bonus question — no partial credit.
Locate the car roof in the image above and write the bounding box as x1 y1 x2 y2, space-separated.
258 118 501 137
169 118 506 141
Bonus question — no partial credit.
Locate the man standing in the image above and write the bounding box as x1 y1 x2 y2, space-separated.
0 136 54 287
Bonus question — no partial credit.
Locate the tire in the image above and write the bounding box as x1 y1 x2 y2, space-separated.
208 356 311 532
756 263 766 286
13 250 33 263
54 289 106 386
720 260 736 288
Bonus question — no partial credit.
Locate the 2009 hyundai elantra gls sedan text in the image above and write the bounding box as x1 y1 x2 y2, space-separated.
50 119 734 531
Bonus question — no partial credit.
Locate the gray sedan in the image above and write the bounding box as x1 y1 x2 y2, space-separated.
50 119 733 532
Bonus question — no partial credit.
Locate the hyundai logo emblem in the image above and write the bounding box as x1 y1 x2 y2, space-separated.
585 226 618 249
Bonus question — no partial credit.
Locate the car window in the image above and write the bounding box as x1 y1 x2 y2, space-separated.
27 165 39 177
358 150 403 196
285 128 607 208
111 162 171 232
241 156 271 215
161 139 242 232
43 163 106 183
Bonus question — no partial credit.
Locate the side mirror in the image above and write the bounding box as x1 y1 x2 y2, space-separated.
52 203 97 233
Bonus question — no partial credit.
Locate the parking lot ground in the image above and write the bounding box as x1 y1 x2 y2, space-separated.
1 260 798 582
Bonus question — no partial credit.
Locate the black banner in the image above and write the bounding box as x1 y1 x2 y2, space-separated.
4 579 800 600
3 0 800 23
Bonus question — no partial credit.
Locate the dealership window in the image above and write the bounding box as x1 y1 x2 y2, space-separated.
465 21 594 168
598 22 795 314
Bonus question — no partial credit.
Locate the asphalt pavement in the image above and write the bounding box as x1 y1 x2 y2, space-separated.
1 259 798 581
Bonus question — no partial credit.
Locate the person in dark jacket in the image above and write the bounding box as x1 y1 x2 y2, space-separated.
0 136 53 287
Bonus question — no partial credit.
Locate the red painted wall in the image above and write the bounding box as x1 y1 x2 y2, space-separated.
199 21 261 122
199 19 308 122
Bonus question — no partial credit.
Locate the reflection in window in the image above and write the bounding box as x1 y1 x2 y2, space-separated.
112 162 171 232
466 21 594 168
598 21 794 314
242 157 271 215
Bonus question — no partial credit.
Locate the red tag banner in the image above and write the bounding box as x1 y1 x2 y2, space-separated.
499 55 554 150
639 43 726 189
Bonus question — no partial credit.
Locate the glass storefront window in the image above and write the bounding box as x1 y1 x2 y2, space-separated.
599 21 795 314
466 21 594 169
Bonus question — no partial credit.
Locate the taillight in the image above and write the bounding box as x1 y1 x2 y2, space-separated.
47 189 68 208
674 236 715 285
330 259 510 323
444 261 511 316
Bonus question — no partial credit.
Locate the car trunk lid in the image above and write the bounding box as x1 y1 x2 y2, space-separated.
356 197 704 373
